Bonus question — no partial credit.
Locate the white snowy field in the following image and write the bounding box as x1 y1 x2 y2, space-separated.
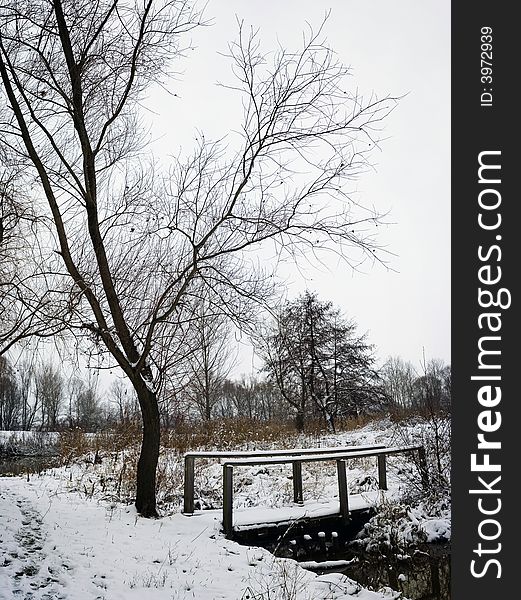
0 431 58 456
0 419 450 599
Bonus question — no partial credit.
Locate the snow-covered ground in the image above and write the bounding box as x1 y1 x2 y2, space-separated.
0 431 58 457
0 419 450 599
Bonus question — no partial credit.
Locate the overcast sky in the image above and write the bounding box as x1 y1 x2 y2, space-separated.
146 0 451 375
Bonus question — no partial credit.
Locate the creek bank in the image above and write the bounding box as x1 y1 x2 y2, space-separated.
0 432 59 475
234 511 450 600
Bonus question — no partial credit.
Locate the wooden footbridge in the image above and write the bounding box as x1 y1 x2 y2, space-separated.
182 444 427 538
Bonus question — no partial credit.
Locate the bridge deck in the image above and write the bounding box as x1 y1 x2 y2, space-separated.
221 444 427 537
232 490 393 531
181 443 428 539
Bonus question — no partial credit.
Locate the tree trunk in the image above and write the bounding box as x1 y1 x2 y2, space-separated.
133 379 161 518
324 410 336 434
205 391 211 421
295 410 305 432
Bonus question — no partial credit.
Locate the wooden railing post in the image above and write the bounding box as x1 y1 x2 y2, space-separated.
417 446 429 488
183 455 195 514
223 464 234 538
292 461 303 504
336 459 349 520
377 454 388 490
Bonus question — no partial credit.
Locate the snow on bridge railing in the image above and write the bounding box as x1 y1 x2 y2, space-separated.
182 444 386 514
218 444 428 538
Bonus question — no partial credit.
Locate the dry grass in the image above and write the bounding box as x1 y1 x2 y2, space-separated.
57 421 143 464
53 415 387 510
57 428 94 463
162 415 377 453
57 415 383 464
161 418 299 454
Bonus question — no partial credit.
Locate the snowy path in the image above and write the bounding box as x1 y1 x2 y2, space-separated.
0 488 67 599
0 475 403 600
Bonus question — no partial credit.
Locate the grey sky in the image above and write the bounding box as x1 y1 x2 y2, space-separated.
146 0 451 374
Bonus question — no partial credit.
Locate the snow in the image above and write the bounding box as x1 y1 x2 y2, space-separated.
185 444 385 458
0 431 58 455
299 559 358 570
233 490 398 530
0 474 404 600
353 493 451 551
413 509 451 543
0 418 449 599
224 446 420 466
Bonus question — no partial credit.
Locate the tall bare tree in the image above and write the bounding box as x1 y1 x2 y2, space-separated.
0 355 21 429
35 361 63 430
75 376 102 430
0 2 396 515
184 293 235 421
1 155 70 353
219 376 281 421
18 357 38 430
381 356 416 411
66 372 102 429
109 379 137 424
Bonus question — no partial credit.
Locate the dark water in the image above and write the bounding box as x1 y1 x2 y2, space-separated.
0 455 60 476
327 544 450 600
235 515 450 600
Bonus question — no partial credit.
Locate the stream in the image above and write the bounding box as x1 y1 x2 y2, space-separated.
322 543 450 600
235 513 450 600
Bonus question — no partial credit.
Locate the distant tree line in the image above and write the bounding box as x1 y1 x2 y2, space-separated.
381 355 451 416
0 292 450 433
0 356 110 431
155 291 451 432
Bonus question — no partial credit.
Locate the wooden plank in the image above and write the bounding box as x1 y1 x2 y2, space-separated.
377 454 388 490
223 445 422 466
292 461 303 504
184 444 386 459
218 445 427 535
223 465 234 538
337 459 349 520
183 455 195 514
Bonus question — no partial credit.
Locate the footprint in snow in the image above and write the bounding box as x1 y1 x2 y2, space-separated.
1 491 67 600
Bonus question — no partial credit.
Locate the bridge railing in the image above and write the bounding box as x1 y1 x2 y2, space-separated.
220 445 428 537
182 444 386 514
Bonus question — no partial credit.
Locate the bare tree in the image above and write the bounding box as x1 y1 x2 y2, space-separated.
17 357 38 430
0 355 21 429
218 376 282 421
35 361 63 430
413 355 451 486
258 303 311 431
184 294 235 421
75 375 102 430
0 2 396 515
259 291 382 431
391 355 451 493
381 356 416 411
157 386 185 429
66 375 82 426
0 354 40 431
413 357 451 414
108 379 125 424
0 159 70 354
66 372 102 429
